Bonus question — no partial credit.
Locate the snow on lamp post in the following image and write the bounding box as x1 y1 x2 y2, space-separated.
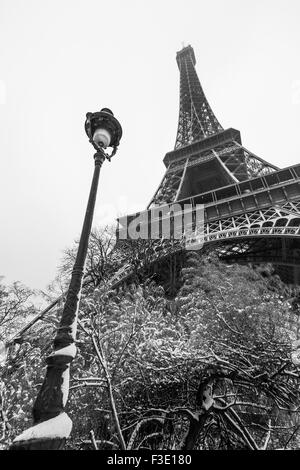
11 108 122 450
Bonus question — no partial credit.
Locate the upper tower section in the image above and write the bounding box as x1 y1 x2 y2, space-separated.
175 45 223 149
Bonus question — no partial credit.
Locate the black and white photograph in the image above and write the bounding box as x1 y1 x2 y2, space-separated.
1 0 300 457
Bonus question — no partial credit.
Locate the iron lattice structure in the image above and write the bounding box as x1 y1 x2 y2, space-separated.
175 45 223 149
115 44 300 286
148 137 279 208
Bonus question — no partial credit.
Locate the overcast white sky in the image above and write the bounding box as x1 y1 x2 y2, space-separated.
0 0 300 292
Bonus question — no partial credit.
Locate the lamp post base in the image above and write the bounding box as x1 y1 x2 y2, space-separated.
10 412 72 450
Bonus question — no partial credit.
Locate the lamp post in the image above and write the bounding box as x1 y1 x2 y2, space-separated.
11 108 122 450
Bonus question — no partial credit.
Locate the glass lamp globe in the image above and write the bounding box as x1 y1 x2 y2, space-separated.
92 128 111 149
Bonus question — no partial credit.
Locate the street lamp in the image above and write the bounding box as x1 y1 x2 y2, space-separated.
11 108 122 450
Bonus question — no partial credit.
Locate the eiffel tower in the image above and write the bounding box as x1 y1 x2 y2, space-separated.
115 44 300 287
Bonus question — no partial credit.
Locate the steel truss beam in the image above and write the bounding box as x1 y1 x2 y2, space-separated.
148 142 279 208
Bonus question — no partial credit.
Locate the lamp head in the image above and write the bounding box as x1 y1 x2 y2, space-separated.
85 108 122 158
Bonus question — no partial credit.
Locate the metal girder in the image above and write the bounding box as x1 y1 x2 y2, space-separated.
148 141 281 208
205 202 300 240
213 141 278 181
148 168 184 207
